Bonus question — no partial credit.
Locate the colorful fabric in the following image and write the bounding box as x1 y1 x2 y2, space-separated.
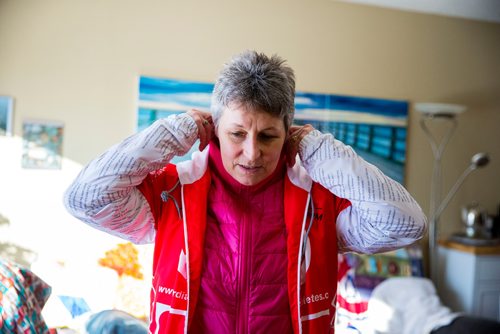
0 260 52 334
58 295 91 318
335 247 424 333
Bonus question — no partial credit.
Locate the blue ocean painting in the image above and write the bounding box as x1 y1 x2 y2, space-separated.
294 92 408 183
138 76 408 183
138 77 214 163
0 95 13 135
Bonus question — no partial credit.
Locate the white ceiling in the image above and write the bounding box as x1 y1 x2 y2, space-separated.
336 0 500 24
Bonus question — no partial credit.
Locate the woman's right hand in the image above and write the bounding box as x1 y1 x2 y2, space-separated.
286 124 314 166
187 109 214 151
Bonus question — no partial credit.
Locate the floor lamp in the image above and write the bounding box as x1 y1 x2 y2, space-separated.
415 102 490 284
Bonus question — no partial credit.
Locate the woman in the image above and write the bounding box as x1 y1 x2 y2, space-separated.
64 51 427 334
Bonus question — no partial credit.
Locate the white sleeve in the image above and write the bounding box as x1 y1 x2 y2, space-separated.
299 130 427 254
63 113 198 244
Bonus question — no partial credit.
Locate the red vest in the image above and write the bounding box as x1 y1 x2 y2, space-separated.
139 164 350 334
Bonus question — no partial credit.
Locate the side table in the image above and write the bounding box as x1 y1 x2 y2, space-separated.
437 239 500 321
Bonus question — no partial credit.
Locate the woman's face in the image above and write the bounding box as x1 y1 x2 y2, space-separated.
216 104 287 186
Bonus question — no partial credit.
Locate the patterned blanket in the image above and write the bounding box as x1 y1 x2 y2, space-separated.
0 259 52 334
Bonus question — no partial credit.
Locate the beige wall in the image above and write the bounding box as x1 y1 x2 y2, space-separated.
1 0 499 247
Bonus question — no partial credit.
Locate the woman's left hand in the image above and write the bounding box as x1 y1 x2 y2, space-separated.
187 109 214 151
286 124 314 166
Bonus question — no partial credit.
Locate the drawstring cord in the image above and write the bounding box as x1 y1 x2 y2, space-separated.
301 198 315 259
160 179 181 218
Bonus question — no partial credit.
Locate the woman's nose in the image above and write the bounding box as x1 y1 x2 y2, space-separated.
243 137 261 161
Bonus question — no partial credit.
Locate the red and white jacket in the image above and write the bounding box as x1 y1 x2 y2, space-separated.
138 158 350 333
64 113 427 333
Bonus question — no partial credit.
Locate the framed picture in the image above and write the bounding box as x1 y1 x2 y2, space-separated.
293 92 408 184
22 119 64 169
0 96 14 136
137 76 409 184
137 76 213 164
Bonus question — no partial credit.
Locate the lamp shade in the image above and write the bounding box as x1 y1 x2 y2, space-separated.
415 103 467 117
471 152 490 169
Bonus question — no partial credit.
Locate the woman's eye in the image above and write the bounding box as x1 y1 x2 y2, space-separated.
230 132 245 138
259 134 277 141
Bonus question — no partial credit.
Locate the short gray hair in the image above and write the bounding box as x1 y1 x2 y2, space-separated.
211 50 296 131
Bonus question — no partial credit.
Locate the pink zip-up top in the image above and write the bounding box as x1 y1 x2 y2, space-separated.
189 139 292 333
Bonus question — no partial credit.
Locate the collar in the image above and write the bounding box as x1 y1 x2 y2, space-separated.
208 137 286 194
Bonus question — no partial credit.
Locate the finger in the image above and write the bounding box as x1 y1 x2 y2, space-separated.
286 149 296 167
286 147 297 166
204 119 214 146
286 125 313 166
285 134 299 166
198 118 208 151
199 117 216 151
187 109 214 150
288 127 302 141
187 109 212 126
287 124 314 146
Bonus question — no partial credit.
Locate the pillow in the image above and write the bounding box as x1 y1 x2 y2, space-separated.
335 245 424 334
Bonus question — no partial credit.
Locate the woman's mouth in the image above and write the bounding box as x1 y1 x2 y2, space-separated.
236 164 262 173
